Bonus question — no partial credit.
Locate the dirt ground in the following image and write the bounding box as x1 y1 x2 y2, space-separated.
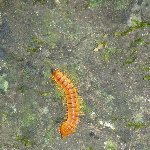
0 0 150 150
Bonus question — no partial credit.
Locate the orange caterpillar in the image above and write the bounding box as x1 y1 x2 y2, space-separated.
51 69 80 138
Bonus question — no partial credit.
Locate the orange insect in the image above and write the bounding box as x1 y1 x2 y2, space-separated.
51 69 80 138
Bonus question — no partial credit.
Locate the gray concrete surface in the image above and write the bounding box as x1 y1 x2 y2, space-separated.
0 0 150 149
